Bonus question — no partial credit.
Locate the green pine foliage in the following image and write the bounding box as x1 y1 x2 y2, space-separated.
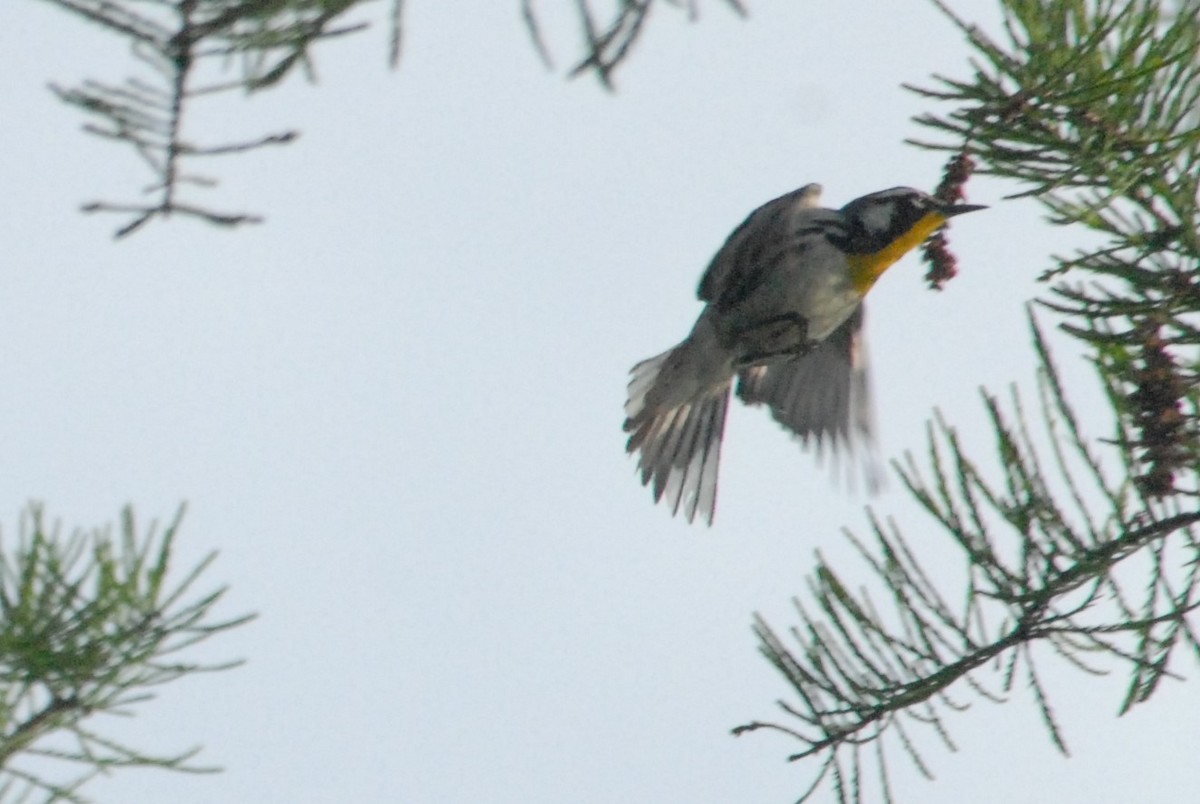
0 505 252 802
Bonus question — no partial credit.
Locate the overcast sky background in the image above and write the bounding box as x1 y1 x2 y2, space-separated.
2 1 1197 802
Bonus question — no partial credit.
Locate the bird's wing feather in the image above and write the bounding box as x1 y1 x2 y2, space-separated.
735 304 873 449
698 183 824 310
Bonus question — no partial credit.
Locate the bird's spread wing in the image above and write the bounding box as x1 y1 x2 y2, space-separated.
735 304 873 452
697 183 825 311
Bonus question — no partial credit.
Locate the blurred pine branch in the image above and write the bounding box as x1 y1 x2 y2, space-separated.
34 0 746 237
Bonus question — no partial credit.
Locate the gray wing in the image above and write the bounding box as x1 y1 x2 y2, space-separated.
698 183 824 310
735 304 873 451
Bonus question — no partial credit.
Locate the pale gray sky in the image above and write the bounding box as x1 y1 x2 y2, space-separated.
2 1 1196 802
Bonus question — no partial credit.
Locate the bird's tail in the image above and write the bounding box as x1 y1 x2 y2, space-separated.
623 348 730 525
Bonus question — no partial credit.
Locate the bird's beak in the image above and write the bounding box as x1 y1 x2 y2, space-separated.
944 203 987 217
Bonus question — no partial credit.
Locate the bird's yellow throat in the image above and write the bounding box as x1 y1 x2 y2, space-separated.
846 211 947 294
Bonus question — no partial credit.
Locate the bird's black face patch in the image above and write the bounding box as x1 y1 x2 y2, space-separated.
829 188 940 255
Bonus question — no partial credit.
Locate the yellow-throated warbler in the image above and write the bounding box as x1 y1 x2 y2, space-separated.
624 183 984 524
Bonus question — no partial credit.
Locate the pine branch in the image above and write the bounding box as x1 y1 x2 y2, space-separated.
40 0 374 238
736 324 1200 795
0 504 253 797
38 0 748 235
522 0 748 89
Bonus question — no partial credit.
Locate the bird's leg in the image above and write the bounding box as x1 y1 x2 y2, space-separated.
732 313 814 367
